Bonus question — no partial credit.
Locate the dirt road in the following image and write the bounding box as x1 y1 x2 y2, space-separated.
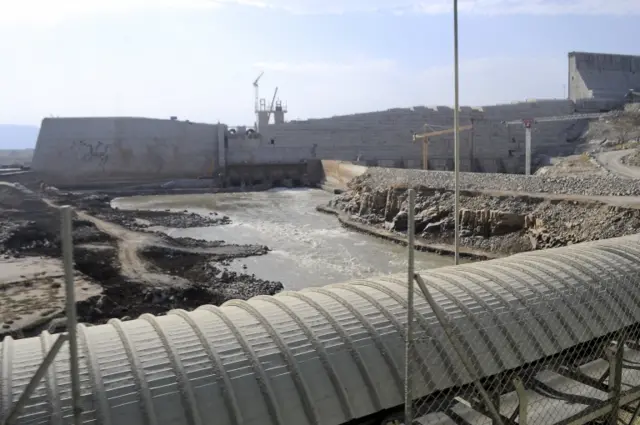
597 149 640 179
2 181 188 288
73 209 193 287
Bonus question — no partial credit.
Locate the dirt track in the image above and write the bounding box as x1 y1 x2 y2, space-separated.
0 182 283 339
597 149 640 179
72 208 193 288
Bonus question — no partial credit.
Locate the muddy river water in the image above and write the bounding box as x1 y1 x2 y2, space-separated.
113 188 460 290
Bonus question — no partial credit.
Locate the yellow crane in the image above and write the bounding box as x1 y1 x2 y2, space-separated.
412 125 473 170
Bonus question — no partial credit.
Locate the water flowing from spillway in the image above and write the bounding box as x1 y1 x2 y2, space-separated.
112 188 462 289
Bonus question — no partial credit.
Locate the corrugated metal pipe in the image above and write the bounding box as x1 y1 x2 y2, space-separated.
2 234 640 425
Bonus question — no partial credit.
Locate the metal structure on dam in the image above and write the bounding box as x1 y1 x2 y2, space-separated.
4 234 640 424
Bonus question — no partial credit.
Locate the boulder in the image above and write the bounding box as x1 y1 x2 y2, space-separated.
415 207 448 233
491 211 525 236
390 211 408 232
423 220 445 234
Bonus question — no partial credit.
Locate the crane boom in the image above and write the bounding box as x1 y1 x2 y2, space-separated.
266 87 279 123
412 124 473 170
253 71 265 115
412 125 473 141
253 71 264 87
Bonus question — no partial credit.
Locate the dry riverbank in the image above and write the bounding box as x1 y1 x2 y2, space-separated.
0 182 282 339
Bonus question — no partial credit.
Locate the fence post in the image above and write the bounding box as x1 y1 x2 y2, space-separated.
61 206 82 425
404 189 416 424
414 273 504 425
607 338 624 425
513 377 528 425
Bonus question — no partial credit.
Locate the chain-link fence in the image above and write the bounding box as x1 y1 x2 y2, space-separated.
403 250 640 425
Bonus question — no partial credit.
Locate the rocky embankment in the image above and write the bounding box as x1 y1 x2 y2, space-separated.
329 174 640 255
361 168 640 196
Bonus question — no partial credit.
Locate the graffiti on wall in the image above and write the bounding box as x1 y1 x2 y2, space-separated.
71 140 110 170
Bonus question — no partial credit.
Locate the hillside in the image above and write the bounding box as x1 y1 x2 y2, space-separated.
0 125 39 150
0 149 34 166
0 125 38 166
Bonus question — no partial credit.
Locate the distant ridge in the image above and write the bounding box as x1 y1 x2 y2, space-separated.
0 124 39 149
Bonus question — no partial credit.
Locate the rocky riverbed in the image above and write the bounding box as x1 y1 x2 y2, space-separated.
0 183 283 339
329 174 640 255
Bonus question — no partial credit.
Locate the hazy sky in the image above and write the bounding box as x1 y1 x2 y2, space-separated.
2 0 639 126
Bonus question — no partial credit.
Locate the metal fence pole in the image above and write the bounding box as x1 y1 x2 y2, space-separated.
1 334 69 425
61 206 82 425
414 273 505 425
404 189 416 424
513 377 529 425
453 0 461 266
608 339 624 425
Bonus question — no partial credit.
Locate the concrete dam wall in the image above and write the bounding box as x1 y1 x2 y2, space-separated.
31 99 580 183
223 98 579 176
237 99 576 169
32 117 223 186
569 51 640 102
32 50 640 183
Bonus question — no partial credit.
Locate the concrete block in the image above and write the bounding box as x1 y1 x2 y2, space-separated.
569 52 640 101
32 117 220 185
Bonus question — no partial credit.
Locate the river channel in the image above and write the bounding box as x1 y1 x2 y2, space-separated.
113 188 461 290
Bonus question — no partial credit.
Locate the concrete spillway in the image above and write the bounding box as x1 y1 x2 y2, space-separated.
3 235 640 425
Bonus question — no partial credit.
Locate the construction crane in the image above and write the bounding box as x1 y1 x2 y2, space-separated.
253 71 264 114
503 111 611 175
412 125 473 170
266 87 279 124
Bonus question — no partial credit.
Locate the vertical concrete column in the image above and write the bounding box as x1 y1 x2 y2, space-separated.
469 122 475 172
217 125 227 174
525 127 532 176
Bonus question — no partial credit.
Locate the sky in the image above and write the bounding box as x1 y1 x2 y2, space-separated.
1 0 640 127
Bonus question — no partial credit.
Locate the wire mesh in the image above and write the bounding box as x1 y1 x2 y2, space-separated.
404 263 640 425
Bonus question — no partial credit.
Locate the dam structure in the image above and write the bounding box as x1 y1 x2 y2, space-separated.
5 50 640 425
30 51 640 187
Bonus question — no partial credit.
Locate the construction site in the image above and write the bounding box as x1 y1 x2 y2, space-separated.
3 50 640 425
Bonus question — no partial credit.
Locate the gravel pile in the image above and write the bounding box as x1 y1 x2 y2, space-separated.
357 168 640 197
